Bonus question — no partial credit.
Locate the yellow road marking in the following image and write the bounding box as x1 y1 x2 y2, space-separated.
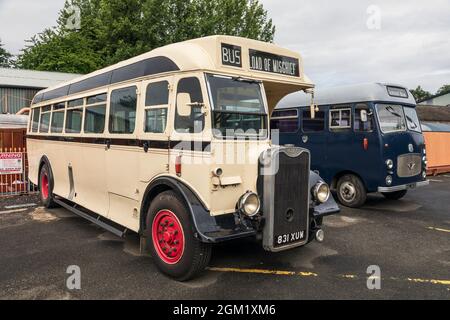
207 267 316 277
208 267 450 287
427 227 450 233
407 278 450 286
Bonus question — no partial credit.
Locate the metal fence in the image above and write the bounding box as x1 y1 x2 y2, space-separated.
0 147 38 197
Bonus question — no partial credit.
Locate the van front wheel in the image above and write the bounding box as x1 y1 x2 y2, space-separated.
382 190 407 200
146 191 211 281
336 174 367 208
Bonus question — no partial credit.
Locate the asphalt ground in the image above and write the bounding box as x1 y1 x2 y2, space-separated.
0 176 449 300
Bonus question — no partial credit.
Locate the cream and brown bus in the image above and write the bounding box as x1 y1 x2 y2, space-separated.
27 36 339 280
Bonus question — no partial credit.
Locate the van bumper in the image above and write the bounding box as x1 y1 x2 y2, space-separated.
377 180 429 193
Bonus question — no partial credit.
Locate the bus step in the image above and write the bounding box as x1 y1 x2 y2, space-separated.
53 198 127 238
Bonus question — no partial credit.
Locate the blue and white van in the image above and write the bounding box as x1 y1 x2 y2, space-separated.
273 83 429 207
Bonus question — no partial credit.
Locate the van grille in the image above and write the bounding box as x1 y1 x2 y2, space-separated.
397 154 421 178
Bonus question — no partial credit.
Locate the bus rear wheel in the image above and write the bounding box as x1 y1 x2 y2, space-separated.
39 164 56 208
382 190 407 200
336 174 367 208
146 191 211 281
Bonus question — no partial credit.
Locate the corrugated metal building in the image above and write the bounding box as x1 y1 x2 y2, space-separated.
0 68 80 114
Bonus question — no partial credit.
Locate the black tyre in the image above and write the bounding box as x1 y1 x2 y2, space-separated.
39 163 56 208
382 190 407 200
145 191 211 281
336 174 367 208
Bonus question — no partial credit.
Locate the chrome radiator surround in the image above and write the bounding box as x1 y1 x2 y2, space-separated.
259 146 310 252
397 153 421 178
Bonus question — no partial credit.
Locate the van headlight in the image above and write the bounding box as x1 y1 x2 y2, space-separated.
312 182 330 203
239 192 261 217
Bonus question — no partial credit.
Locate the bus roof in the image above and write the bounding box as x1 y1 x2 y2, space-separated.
276 82 417 109
33 35 314 111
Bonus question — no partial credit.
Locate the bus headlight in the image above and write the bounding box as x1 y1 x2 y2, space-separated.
312 182 330 203
239 192 260 217
386 159 394 170
386 175 393 186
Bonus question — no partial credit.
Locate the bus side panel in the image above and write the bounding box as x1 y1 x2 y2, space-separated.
72 143 109 218
26 138 42 186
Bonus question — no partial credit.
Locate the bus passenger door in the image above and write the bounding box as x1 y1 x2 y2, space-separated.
105 83 141 231
137 77 174 184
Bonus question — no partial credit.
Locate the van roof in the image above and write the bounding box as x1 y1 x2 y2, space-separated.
276 82 417 109
34 36 314 111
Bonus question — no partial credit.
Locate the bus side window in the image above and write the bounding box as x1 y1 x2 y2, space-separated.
39 105 51 133
329 107 351 131
66 98 84 134
31 107 40 133
84 93 107 134
51 102 66 133
175 77 204 134
145 81 169 133
302 110 325 132
354 104 374 132
109 86 138 134
271 109 299 133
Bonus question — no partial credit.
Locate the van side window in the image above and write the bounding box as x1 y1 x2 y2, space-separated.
145 81 169 133
31 108 40 133
329 108 351 130
302 110 325 132
175 77 204 133
109 86 137 134
39 105 51 133
84 93 107 134
271 109 299 133
354 104 374 132
51 103 66 133
66 99 84 134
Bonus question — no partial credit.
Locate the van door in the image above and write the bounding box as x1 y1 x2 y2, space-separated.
299 108 328 179
138 77 174 183
352 103 380 191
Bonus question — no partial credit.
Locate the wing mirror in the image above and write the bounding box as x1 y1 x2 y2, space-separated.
360 109 368 122
176 93 205 116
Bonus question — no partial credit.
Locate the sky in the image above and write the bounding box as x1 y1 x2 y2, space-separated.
0 0 449 93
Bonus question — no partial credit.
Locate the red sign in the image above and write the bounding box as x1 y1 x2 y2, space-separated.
0 152 23 175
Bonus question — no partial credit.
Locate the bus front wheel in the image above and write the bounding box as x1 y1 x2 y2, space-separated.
336 174 367 208
382 190 407 200
146 190 211 281
39 164 56 208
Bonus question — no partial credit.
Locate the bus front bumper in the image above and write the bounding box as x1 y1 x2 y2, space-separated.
377 180 430 193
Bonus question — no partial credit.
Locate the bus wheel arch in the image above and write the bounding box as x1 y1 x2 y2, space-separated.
333 171 367 208
139 177 209 241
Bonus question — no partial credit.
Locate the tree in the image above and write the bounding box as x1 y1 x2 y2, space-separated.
436 84 450 96
0 39 13 68
17 0 275 73
410 86 432 102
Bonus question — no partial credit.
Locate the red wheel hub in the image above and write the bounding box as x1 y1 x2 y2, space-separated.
152 210 185 264
41 172 49 200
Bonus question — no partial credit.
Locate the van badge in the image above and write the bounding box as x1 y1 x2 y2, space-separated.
407 162 416 171
408 144 414 152
302 136 308 143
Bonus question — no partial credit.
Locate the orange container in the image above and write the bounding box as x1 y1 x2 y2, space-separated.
423 132 450 175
